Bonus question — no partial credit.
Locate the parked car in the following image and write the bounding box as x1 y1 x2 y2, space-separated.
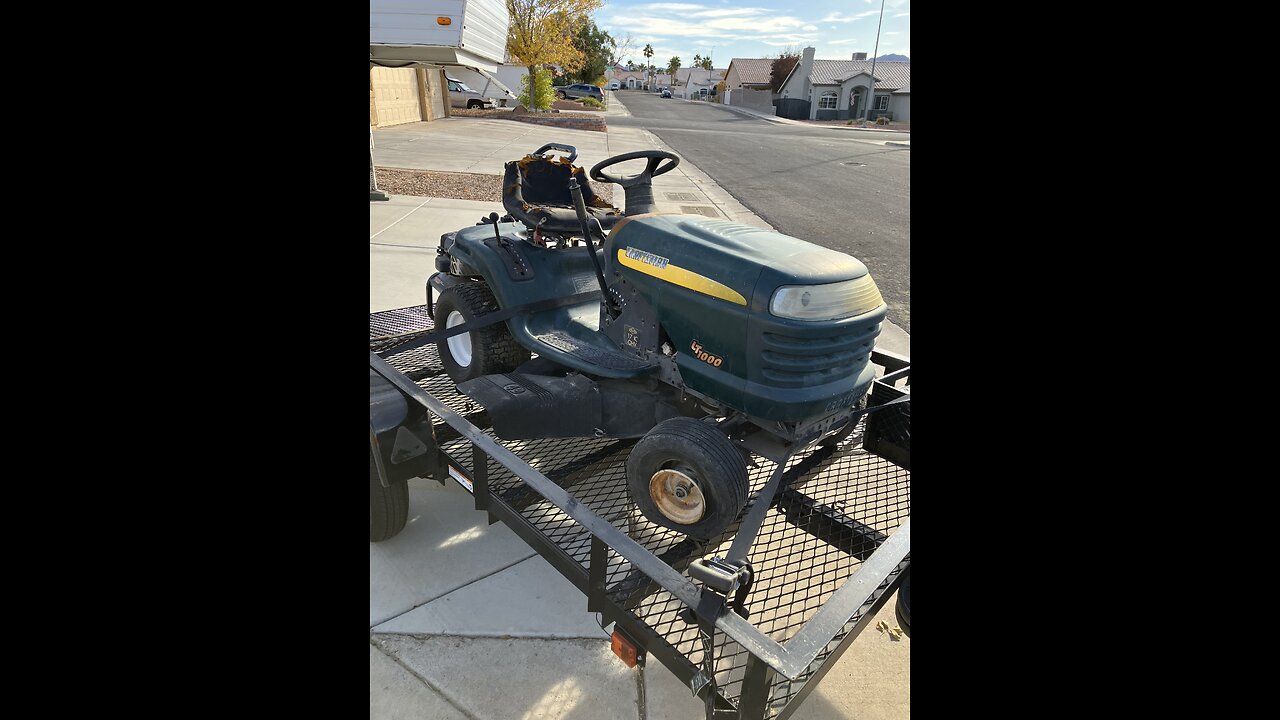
660 89 672 98
446 77 495 109
607 80 621 90
557 84 604 102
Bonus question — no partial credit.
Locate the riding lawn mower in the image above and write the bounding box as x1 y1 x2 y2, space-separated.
428 143 888 540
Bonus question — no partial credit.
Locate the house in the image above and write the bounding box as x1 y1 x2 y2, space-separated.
721 58 775 112
672 67 724 99
777 48 911 122
369 0 510 127
723 58 774 92
611 70 647 89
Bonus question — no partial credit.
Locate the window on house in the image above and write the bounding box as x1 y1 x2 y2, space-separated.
875 95 889 111
819 91 838 109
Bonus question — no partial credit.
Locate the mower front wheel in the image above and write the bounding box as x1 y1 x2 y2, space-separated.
626 417 749 540
434 282 531 383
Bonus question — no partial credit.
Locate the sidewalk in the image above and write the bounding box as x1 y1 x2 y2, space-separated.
665 94 910 147
370 97 910 720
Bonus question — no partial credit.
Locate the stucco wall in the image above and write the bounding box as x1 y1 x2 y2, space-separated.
726 87 774 113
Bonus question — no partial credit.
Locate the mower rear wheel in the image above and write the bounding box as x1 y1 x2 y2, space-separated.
434 282 530 383
627 417 748 540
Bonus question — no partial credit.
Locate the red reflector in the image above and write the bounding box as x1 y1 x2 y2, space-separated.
611 630 638 668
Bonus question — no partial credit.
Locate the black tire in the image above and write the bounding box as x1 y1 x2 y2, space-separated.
370 448 409 542
467 100 483 109
626 417 749 540
433 282 531 383
895 568 911 637
820 394 869 448
555 91 566 99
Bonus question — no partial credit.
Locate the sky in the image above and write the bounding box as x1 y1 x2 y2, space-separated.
596 0 910 70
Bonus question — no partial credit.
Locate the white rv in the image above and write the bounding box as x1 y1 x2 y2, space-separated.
370 0 510 73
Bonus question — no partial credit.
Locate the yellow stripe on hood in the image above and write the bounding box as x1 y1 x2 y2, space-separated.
616 249 748 305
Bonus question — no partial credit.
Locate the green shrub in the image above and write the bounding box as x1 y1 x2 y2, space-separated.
580 97 604 109
519 68 554 111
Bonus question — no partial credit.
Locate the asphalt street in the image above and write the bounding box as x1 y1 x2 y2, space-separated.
610 91 911 332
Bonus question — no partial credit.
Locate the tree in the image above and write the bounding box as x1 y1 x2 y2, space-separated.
610 33 635 67
570 20 614 85
667 56 682 77
692 54 702 70
642 43 654 88
697 54 713 71
770 48 800 92
520 68 555 110
507 0 604 107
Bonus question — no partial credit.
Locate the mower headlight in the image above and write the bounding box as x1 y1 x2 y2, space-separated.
769 275 884 321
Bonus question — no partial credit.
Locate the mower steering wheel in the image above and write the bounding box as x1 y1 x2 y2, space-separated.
590 150 680 188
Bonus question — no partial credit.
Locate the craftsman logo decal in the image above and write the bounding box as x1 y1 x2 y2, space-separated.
616 249 747 306
690 340 723 367
624 246 669 269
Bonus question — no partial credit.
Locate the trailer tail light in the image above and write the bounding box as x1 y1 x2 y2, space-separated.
611 630 639 668
437 17 451 25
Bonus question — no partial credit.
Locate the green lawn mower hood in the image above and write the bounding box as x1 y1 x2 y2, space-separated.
608 215 887 422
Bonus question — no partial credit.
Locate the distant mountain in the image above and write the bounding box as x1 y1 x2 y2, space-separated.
875 54 910 62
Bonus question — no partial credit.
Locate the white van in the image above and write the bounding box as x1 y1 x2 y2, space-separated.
607 80 621 90
446 76 496 109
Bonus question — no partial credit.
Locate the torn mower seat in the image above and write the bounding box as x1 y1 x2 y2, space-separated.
503 154 624 234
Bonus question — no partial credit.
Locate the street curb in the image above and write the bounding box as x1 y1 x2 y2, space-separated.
886 141 911 148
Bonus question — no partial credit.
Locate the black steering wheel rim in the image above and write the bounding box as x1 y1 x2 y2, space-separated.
589 150 680 187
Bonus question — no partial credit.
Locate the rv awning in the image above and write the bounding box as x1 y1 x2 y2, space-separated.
369 44 499 74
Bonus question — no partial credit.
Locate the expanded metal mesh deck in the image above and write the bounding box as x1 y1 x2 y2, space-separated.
372 306 910 716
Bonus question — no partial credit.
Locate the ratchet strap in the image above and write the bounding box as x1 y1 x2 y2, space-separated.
370 290 602 356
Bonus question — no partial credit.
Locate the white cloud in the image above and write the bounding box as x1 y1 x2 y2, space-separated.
690 8 768 18
893 12 910 17
821 11 879 23
828 38 860 46
638 3 705 10
803 24 818 31
884 32 900 35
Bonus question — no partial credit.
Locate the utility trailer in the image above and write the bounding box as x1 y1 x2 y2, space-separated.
370 305 911 719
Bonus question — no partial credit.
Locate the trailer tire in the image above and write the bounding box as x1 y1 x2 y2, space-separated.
627 417 749 540
370 449 410 542
434 281 531 383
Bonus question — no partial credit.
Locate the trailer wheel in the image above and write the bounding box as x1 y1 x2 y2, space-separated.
627 417 748 540
895 568 911 637
434 282 531 383
370 448 409 542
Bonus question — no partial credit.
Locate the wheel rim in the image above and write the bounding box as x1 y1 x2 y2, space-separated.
446 310 472 367
649 468 705 524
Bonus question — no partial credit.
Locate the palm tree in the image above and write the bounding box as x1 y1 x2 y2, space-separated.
667 56 681 77
643 44 654 89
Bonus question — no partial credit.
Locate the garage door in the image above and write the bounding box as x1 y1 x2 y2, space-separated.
371 67 422 127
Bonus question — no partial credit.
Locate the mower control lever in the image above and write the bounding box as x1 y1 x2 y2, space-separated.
568 177 616 312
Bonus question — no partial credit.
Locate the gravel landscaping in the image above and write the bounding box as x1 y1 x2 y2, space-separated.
376 167 615 205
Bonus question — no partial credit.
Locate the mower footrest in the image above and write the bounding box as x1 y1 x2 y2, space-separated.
532 330 656 372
